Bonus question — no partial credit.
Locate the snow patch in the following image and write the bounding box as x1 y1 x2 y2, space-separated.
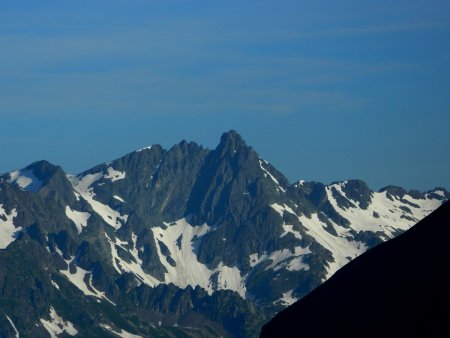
270 203 296 217
248 246 311 272
270 203 302 239
259 160 286 192
51 280 60 290
274 290 298 306
298 212 367 278
0 205 21 249
214 263 245 294
40 307 77 338
249 253 263 268
152 219 246 297
100 323 142 338
65 206 91 234
137 145 152 152
326 184 443 237
113 195 125 202
69 174 128 230
54 245 64 257
280 223 302 240
267 246 311 272
286 255 310 272
60 256 114 305
105 233 160 287
433 189 446 197
8 169 43 192
5 314 19 338
105 167 126 182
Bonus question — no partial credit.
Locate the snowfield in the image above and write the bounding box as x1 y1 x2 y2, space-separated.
0 205 21 250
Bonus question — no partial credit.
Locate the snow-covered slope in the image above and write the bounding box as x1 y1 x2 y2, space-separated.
69 171 128 230
261 202 450 338
61 134 450 306
7 169 43 192
0 205 21 250
152 219 246 297
40 307 77 338
0 131 447 338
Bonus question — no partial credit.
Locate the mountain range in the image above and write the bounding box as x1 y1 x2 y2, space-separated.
0 130 448 337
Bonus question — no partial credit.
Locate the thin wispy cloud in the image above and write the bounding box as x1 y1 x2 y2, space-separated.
272 21 450 40
0 0 449 190
330 21 450 35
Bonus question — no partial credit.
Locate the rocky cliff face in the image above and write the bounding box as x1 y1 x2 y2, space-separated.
0 131 447 337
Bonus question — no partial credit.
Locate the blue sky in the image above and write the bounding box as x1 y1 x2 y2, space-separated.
1 0 449 190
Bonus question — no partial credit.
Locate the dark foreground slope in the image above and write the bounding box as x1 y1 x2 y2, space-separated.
261 201 450 338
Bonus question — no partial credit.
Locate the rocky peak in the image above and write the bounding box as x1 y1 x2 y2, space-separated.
216 130 251 157
339 180 372 209
2 160 68 193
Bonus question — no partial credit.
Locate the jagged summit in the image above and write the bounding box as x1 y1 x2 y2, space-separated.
217 130 250 154
220 129 246 144
0 131 448 337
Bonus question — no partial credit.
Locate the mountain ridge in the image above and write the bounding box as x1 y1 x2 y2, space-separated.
1 130 448 337
260 200 450 338
4 130 446 193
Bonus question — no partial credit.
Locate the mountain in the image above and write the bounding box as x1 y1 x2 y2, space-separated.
260 201 450 338
0 130 448 337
